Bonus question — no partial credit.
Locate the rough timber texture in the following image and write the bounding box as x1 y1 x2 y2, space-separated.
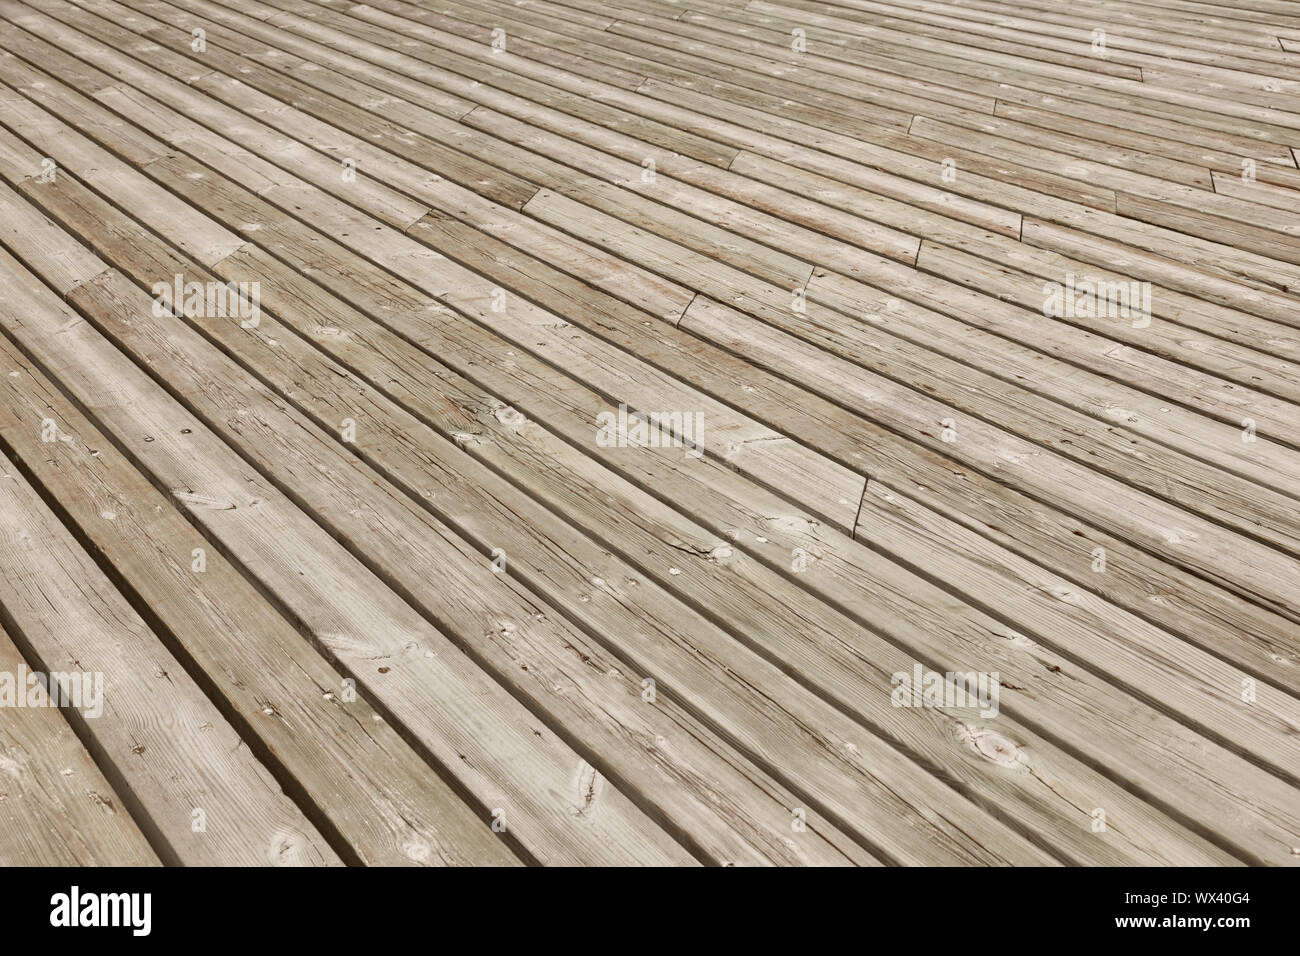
0 0 1296 865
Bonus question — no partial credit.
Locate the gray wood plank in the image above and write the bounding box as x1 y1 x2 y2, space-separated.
0 378 340 866
0 620 160 865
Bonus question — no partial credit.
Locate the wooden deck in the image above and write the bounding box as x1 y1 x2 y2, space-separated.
0 0 1297 867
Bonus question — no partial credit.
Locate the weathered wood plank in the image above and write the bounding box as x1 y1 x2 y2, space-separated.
0 0 1298 868
10 24 1289 868
0 56 1243 868
0 185 690 866
0 366 339 866
0 620 160 866
0 88 1044 867
0 225 519 864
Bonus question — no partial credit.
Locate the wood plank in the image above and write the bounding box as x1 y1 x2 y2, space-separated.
0 74 1058 869
914 240 1300 393
2 0 865 533
0 248 519 864
0 373 339 866
0 0 1297 867
0 185 691 866
3 84 1252 868
0 16 1216 868
0 619 160 866
45 0 1294 702
404 205 1300 699
755 0 1300 140
25 14 1284 868
682 294 1300 614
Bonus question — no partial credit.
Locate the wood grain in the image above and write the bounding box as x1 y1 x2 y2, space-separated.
0 0 1296 866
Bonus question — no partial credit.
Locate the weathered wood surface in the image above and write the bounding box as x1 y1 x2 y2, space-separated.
0 621 160 866
0 0 1296 865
